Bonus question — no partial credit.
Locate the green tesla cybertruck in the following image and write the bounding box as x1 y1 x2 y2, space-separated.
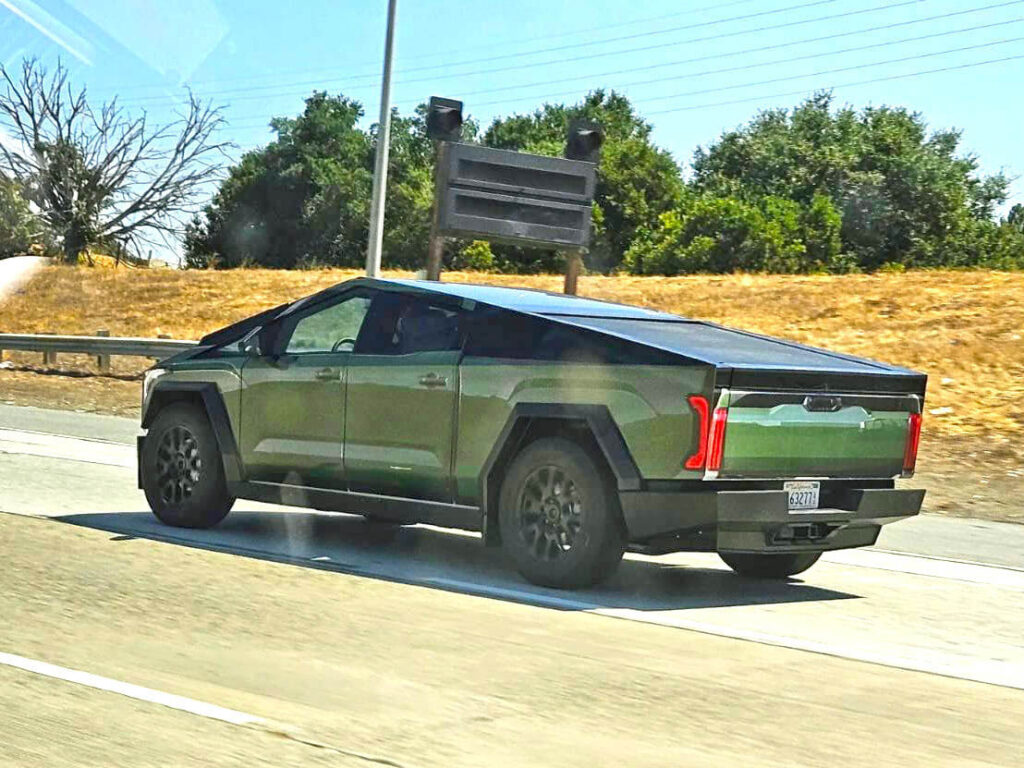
138 278 926 589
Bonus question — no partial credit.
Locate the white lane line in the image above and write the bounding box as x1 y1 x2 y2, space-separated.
0 651 264 725
424 577 1024 692
824 549 1024 590
871 547 1024 574
0 429 134 469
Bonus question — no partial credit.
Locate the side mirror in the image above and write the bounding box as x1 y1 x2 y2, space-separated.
238 329 262 356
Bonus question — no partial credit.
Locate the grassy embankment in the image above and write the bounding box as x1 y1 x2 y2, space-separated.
1 266 1022 522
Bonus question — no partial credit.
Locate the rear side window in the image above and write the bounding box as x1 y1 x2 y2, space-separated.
464 307 677 365
355 293 463 355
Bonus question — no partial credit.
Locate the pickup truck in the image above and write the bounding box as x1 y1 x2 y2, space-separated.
138 278 926 589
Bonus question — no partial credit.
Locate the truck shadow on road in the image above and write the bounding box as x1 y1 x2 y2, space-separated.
55 509 859 612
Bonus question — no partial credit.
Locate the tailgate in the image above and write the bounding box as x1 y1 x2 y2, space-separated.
716 390 920 479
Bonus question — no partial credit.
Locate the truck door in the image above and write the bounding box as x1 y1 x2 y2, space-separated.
239 290 374 488
343 292 463 501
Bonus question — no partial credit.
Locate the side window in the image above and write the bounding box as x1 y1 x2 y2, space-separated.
463 307 544 359
285 294 372 354
355 294 463 355
463 307 676 364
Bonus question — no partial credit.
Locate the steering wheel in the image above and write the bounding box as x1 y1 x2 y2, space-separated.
332 338 356 352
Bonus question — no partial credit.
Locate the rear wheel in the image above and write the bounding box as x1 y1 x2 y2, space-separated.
142 403 235 529
719 551 821 579
498 437 625 589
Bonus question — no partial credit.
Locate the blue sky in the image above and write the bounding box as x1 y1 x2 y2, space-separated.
2 0 1022 215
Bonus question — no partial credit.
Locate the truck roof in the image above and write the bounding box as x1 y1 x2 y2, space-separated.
377 278 674 319
362 278 921 380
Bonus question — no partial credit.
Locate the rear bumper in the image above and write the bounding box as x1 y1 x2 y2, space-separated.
620 486 924 554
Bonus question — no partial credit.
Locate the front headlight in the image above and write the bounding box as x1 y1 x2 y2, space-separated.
142 368 167 408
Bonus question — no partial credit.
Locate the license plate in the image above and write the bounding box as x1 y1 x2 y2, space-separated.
785 481 820 511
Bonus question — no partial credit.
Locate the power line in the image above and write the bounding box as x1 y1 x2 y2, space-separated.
458 0 1024 102
646 52 1024 114
224 50 1024 136
98 0 829 100
389 0 840 76
120 0 919 107
470 15 1024 107
639 35 1024 105
220 1 1016 125
369 0 925 88
103 0 772 94
224 40 1024 133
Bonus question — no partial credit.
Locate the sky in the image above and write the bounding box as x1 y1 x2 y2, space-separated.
1 0 1022 237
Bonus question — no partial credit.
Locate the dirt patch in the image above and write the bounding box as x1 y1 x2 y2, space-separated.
0 366 140 417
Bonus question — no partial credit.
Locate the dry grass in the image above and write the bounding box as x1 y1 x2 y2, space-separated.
3 265 1023 443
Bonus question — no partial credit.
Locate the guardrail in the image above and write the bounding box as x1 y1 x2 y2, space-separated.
0 332 196 371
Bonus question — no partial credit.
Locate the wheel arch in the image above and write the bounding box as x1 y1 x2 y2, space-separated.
478 403 641 545
141 381 243 485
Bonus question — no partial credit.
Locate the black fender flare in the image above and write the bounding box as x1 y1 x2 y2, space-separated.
477 403 642 544
141 381 243 485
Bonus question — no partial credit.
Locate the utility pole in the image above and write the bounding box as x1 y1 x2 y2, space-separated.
365 0 398 278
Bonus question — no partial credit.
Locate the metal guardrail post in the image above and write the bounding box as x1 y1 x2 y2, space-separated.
156 334 173 361
42 333 57 366
96 329 110 372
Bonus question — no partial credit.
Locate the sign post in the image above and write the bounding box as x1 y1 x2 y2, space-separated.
425 143 447 281
424 97 463 281
563 249 584 295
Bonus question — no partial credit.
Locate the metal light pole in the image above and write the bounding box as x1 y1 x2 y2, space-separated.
365 0 398 278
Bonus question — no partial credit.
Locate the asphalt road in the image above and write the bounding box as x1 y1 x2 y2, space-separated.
1 404 1023 767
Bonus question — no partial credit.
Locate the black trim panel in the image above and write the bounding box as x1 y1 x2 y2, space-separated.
479 402 642 505
236 481 482 531
142 381 243 485
619 486 924 552
722 367 927 397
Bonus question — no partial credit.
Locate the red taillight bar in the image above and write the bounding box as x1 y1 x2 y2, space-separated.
903 412 923 475
707 408 729 473
684 395 710 470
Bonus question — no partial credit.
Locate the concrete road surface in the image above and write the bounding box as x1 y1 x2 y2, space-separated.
1 404 1023 767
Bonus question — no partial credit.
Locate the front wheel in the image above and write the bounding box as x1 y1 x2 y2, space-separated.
719 551 822 580
141 403 235 529
498 437 625 589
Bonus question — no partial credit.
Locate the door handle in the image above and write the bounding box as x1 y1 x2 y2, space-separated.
314 368 340 381
418 373 448 388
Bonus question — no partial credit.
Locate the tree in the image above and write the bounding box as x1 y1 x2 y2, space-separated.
0 58 228 263
623 194 806 275
186 92 436 269
689 91 1017 270
0 177 45 258
1009 204 1024 233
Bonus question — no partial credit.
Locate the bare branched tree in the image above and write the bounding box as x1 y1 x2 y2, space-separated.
0 58 230 263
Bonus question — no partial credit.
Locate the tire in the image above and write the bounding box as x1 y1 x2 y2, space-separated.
142 403 235 529
498 437 625 589
719 551 822 580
